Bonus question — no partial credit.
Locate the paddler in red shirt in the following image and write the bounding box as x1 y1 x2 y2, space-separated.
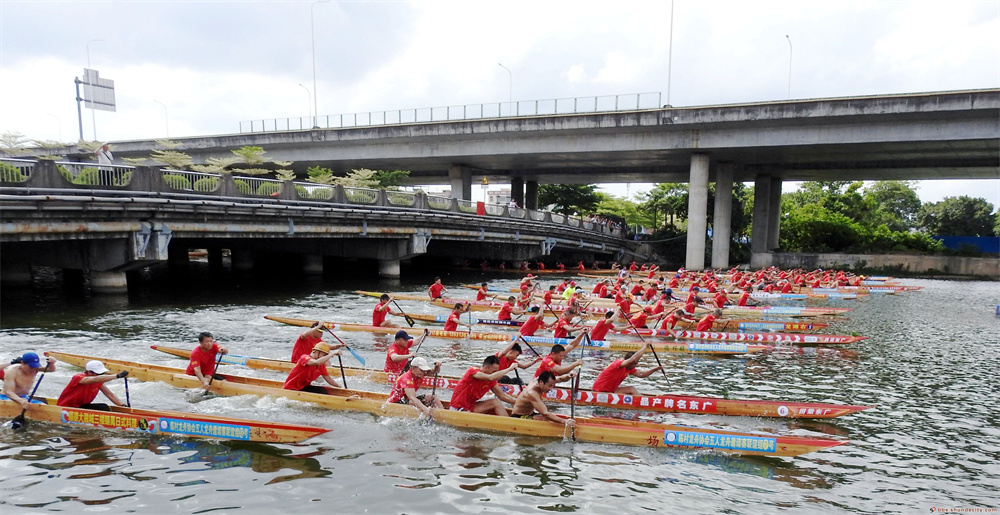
497 296 526 321
628 306 655 329
543 285 559 306
695 309 726 332
476 283 491 301
520 274 535 295
518 307 553 336
591 346 663 395
384 329 429 375
292 322 328 362
373 294 404 328
495 341 542 386
186 332 229 389
428 277 448 299
56 360 128 410
577 261 586 271
659 309 692 338
282 341 342 394
589 311 618 341
449 355 519 415
386 357 443 416
443 303 472 332
552 310 585 338
713 291 729 310
534 333 585 381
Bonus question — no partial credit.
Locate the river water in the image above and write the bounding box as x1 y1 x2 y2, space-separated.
1 267 997 514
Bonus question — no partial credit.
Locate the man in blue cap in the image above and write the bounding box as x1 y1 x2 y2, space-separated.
2 352 57 410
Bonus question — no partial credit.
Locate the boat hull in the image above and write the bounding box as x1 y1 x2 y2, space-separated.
150 345 871 419
47 351 848 457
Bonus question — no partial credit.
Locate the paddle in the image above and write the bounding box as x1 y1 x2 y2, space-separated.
10 373 44 431
516 334 543 359
124 376 131 408
337 353 348 389
204 354 224 395
321 326 367 366
391 300 415 327
402 329 430 373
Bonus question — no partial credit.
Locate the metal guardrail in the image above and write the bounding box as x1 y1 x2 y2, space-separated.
0 158 35 183
0 158 627 238
239 92 663 133
56 161 135 187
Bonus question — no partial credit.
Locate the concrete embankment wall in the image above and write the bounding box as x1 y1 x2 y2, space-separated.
752 252 1000 279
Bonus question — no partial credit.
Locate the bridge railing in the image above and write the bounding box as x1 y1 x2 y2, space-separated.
0 158 35 183
0 159 625 238
239 92 663 134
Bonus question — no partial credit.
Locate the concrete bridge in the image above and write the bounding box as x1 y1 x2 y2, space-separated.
26 89 1000 272
0 160 631 292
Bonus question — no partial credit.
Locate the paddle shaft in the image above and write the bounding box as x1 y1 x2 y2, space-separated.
12 373 45 429
204 354 223 395
391 300 415 327
322 327 367 366
124 376 131 407
337 354 347 388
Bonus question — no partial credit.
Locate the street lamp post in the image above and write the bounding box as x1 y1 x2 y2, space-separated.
666 0 674 107
310 0 331 129
298 84 312 126
86 39 104 141
152 100 169 137
785 35 792 99
498 63 513 116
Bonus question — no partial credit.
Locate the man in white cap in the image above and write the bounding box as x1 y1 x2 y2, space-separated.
386 356 442 416
56 360 128 411
2 352 57 410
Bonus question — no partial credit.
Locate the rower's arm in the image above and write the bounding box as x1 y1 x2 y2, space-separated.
491 384 518 405
321 372 341 389
564 332 585 353
473 364 518 382
1 377 28 408
404 387 431 415
633 366 662 379
531 397 566 425
98 384 124 406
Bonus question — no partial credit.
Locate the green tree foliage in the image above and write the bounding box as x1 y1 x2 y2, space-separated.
595 193 645 225
538 184 602 215
373 169 410 188
864 180 921 231
150 150 194 170
0 131 30 156
917 196 996 236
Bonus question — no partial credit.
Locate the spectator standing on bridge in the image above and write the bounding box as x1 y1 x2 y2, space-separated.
508 199 519 210
94 143 113 168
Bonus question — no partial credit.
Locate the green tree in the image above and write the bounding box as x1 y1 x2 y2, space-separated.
538 184 602 215
917 196 996 236
864 180 922 231
373 169 410 188
595 193 647 227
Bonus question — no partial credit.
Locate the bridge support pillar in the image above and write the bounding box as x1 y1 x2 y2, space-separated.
449 165 472 200
525 180 538 210
1 263 32 287
510 177 524 207
303 255 323 275
90 270 128 294
685 154 709 271
168 244 189 269
207 248 224 272
751 175 772 256
711 163 734 269
766 177 783 251
378 259 400 278
232 250 254 272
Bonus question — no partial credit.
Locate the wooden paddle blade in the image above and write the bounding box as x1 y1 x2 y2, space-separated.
10 413 26 430
404 315 415 327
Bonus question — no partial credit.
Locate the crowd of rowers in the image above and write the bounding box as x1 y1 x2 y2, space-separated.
2 264 868 427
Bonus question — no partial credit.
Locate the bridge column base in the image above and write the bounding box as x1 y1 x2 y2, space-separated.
1 263 33 287
90 271 128 294
378 259 400 278
303 255 323 275
232 250 254 272
685 154 709 271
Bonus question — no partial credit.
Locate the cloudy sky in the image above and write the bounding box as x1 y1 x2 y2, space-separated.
1 0 997 205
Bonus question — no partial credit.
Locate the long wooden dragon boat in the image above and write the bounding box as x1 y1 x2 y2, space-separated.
263 316 768 355
357 291 849 318
150 345 871 419
47 351 848 457
406 311 829 333
1 394 329 443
